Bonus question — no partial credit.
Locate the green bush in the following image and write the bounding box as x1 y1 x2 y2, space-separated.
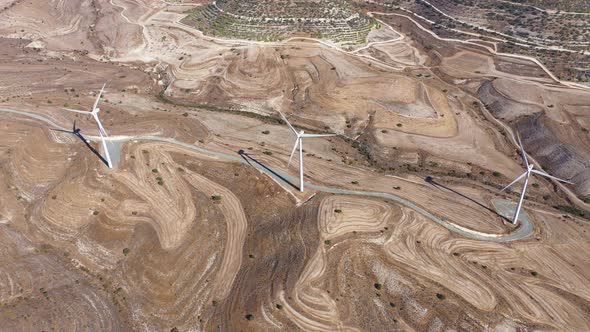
123 248 131 256
555 205 585 217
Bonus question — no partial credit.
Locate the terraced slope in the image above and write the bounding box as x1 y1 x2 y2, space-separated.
183 0 377 46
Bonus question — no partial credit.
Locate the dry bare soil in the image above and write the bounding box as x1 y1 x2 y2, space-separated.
0 0 590 331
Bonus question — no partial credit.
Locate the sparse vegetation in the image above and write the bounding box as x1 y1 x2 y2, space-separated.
183 1 376 46
555 205 585 217
211 195 222 201
374 283 382 290
436 293 446 300
245 314 254 321
123 248 131 256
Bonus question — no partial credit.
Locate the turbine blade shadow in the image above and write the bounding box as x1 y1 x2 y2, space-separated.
50 128 73 133
424 176 511 224
237 150 299 191
76 132 110 167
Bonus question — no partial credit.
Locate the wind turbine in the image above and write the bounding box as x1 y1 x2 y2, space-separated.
278 111 336 192
501 132 573 224
62 83 113 168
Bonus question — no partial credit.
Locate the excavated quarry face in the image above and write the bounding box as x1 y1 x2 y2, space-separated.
2 1 590 331
478 79 590 198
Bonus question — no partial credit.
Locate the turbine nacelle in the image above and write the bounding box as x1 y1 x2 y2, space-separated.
61 83 112 169
503 131 573 224
277 110 336 192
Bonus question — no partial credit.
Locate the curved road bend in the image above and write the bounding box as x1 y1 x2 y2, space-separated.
0 107 533 242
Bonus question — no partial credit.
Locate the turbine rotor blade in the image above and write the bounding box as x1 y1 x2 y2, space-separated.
93 83 106 112
93 114 108 137
63 108 91 114
98 126 113 168
300 133 337 138
516 132 529 167
501 171 527 192
287 138 300 168
277 110 297 135
530 169 574 184
50 128 72 133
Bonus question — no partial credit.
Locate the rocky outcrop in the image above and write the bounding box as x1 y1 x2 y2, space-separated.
479 80 590 199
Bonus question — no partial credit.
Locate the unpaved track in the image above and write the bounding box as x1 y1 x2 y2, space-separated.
0 107 534 242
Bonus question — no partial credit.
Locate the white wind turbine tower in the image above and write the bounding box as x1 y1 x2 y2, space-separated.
63 83 113 168
502 132 573 224
278 111 336 192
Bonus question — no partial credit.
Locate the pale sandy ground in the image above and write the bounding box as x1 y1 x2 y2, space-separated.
0 0 590 330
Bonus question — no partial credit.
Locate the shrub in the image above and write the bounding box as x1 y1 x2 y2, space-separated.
262 130 270 135
171 328 179 332
211 195 222 201
263 151 273 156
531 271 538 277
334 209 342 213
276 304 283 310
436 293 445 300
393 186 401 190
93 210 100 215
555 205 585 217
324 239 331 245
245 314 254 321
374 283 382 290
492 171 502 177
152 168 159 173
351 181 359 185
396 123 402 127
123 248 130 256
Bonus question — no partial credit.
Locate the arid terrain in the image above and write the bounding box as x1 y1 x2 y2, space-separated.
0 0 589 331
